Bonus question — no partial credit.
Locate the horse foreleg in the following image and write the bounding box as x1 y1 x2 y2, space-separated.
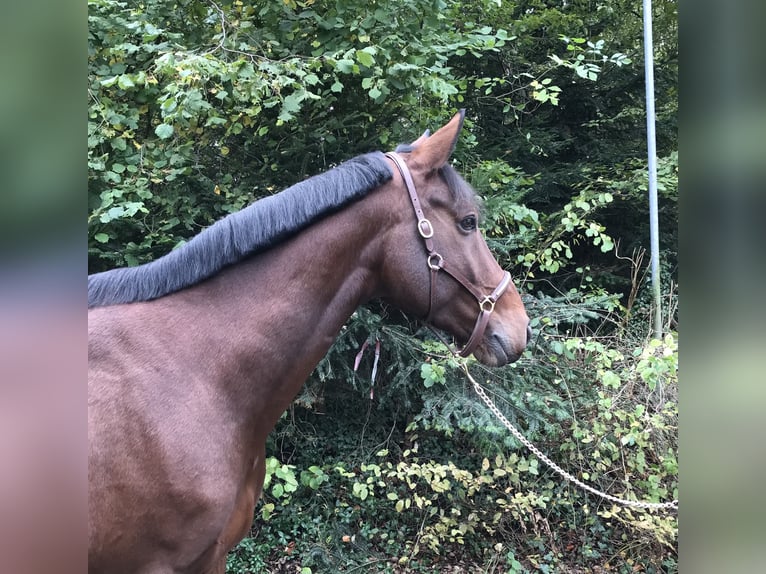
223 450 267 549
198 449 267 574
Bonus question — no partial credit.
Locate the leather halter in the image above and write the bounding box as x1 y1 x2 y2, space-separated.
385 152 512 358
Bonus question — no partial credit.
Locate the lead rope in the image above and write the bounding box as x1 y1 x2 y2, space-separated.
459 362 679 511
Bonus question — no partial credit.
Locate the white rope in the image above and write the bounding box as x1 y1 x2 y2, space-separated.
462 364 678 511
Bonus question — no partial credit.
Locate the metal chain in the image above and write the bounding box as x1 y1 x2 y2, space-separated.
462 364 678 511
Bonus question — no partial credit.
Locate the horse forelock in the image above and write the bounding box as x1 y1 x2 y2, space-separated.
88 152 393 308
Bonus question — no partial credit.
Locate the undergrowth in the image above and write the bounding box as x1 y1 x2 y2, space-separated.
227 283 678 574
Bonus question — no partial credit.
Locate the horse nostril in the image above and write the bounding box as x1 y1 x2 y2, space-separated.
526 324 533 346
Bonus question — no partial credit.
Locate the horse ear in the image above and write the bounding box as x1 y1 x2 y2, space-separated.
410 110 465 173
410 129 430 148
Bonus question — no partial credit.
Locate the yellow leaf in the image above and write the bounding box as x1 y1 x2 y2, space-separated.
214 185 221 195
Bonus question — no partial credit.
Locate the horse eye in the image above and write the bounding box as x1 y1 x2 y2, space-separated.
459 215 477 231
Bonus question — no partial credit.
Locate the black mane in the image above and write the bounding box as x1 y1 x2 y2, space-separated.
88 152 392 308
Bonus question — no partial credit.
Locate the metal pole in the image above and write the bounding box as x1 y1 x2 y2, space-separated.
642 0 662 339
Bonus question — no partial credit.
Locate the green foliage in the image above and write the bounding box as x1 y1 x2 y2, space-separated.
88 0 519 272
229 319 677 572
243 261 678 571
550 35 632 83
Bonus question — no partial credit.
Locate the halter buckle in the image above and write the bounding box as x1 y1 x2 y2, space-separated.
418 218 434 239
479 296 496 314
427 253 444 270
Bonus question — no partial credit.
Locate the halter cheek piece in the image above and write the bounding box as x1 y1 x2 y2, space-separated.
385 152 512 358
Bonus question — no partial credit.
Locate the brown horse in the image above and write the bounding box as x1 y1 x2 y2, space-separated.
88 111 530 573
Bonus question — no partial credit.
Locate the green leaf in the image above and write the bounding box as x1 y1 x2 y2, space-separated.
94 233 109 244
420 362 445 388
204 116 228 127
101 206 125 223
261 502 275 521
600 236 614 252
111 137 127 151
99 76 118 88
601 371 621 388
335 59 355 74
355 49 375 68
117 75 134 90
278 92 303 122
330 81 344 93
155 124 174 139
352 482 369 500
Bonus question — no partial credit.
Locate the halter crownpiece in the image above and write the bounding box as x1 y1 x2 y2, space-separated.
385 152 512 358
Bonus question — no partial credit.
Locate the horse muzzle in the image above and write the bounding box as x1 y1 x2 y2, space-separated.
472 322 531 367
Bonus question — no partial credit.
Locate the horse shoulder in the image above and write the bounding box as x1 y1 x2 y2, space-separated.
88 305 258 571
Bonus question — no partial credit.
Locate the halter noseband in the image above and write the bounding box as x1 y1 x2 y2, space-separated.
385 152 512 358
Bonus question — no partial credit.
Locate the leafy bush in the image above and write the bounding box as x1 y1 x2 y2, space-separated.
227 309 677 573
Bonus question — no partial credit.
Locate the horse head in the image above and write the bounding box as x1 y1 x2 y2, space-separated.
378 111 530 366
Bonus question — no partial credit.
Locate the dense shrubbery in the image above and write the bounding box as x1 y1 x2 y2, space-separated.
89 0 677 571
226 287 678 573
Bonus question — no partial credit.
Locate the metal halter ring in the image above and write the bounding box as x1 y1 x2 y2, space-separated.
479 296 497 313
418 218 434 239
427 253 444 270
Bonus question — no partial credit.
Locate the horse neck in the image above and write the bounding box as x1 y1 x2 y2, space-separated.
170 181 399 432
